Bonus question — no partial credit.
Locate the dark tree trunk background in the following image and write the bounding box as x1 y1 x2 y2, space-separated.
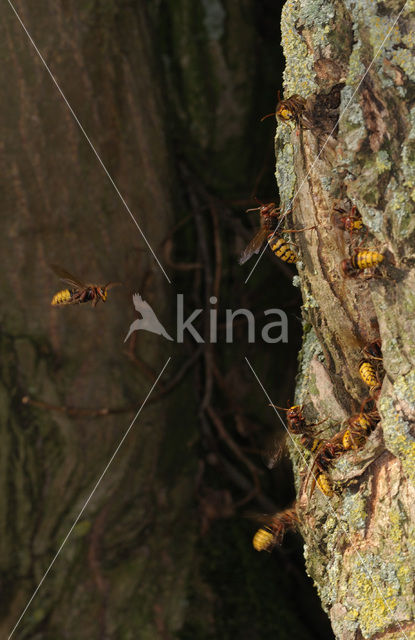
0 2 333 640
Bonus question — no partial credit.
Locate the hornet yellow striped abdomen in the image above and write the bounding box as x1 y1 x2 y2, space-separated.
316 472 334 496
359 360 378 388
342 429 366 451
51 289 74 306
353 414 372 434
239 201 314 265
352 251 383 270
342 414 372 450
268 236 297 263
252 506 298 552
253 527 275 552
341 250 384 277
343 409 380 450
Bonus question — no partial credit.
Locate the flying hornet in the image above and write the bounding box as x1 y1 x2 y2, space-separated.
252 506 298 552
50 264 120 307
239 201 314 265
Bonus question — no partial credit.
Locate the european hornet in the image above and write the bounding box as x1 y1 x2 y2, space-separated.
261 92 306 126
341 407 380 451
315 472 335 497
341 249 384 278
304 434 345 497
252 506 298 552
245 201 280 220
267 403 329 468
272 403 328 443
284 405 307 434
305 405 381 495
358 359 382 397
359 339 384 398
332 204 364 236
50 264 120 307
267 404 307 468
239 202 315 265
276 94 307 125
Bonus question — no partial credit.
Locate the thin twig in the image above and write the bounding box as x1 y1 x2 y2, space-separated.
210 201 222 302
206 405 263 479
216 455 277 512
22 348 203 418
21 396 130 417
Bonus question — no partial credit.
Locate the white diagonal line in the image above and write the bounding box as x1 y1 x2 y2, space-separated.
245 357 409 640
7 357 171 640
6 0 171 284
245 1 409 283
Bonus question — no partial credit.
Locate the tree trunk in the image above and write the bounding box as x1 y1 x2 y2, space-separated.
277 1 415 638
1 2 331 639
1 2 193 638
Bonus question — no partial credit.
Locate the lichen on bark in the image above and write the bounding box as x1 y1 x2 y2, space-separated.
277 1 415 638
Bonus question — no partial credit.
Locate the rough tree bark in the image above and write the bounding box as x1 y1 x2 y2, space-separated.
276 1 415 638
0 2 326 639
0 3 190 639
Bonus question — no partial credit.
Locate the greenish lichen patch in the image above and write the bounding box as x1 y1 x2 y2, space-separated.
295 327 324 404
339 552 411 638
384 370 415 413
379 371 415 485
275 130 297 206
376 149 392 173
298 0 336 49
357 203 384 234
386 178 415 237
299 0 335 29
402 289 415 315
320 175 333 192
391 46 415 83
399 106 415 221
343 0 402 63
281 0 318 96
345 40 366 86
338 86 366 154
341 491 367 531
